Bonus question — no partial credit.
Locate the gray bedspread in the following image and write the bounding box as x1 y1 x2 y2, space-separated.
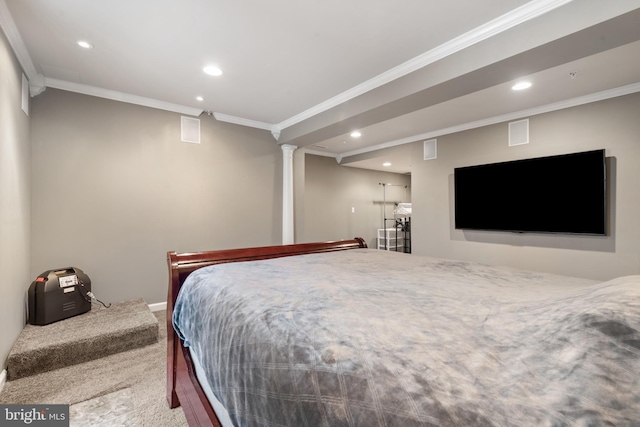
173 249 640 427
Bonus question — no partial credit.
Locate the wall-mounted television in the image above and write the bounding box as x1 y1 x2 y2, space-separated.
454 149 606 235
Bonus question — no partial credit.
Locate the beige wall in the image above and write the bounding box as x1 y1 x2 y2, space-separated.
4 35 638 377
0 30 31 369
411 93 640 281
30 89 283 306
303 154 411 248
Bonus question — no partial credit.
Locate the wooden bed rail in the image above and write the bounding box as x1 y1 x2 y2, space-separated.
166 238 367 426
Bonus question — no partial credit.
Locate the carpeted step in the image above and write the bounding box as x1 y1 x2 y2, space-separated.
7 298 158 380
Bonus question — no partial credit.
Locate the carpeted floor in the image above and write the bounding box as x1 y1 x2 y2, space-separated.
0 310 188 427
8 299 158 380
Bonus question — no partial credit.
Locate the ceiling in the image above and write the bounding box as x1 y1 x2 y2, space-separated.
2 0 640 174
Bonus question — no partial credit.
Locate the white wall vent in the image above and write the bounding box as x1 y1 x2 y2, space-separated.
423 139 437 160
181 116 201 144
21 74 29 116
509 119 529 146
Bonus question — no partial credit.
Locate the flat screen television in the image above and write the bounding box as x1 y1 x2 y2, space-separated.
454 149 606 235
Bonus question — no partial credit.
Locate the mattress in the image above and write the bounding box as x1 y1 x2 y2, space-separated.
173 249 640 426
189 347 236 427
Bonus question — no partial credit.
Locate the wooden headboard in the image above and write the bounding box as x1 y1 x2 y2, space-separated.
165 238 367 426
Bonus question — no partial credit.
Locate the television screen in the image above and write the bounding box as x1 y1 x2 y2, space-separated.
454 149 606 235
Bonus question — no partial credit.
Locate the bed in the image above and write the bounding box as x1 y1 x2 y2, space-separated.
166 238 640 427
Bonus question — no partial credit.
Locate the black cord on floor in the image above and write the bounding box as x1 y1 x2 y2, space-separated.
93 298 111 308
77 278 111 308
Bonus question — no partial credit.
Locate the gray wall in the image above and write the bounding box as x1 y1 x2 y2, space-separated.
30 89 283 306
302 154 411 248
0 30 31 370
411 93 640 281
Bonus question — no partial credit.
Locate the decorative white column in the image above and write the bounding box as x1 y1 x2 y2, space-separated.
281 144 297 245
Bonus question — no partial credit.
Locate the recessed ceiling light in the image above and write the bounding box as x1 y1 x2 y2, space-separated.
77 40 93 49
196 96 204 102
512 81 532 91
203 65 223 76
350 131 361 138
383 162 392 167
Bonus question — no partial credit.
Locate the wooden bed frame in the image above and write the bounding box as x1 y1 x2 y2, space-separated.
166 238 367 426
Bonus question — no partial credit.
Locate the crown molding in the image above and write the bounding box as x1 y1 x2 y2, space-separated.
45 78 203 116
339 82 640 160
0 0 46 95
213 112 282 141
304 148 338 159
276 0 573 130
29 73 46 96
2 0 572 136
213 112 275 130
0 0 36 76
271 127 281 141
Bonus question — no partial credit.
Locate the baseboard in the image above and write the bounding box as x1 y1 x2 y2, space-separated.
0 369 6 394
148 302 167 312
